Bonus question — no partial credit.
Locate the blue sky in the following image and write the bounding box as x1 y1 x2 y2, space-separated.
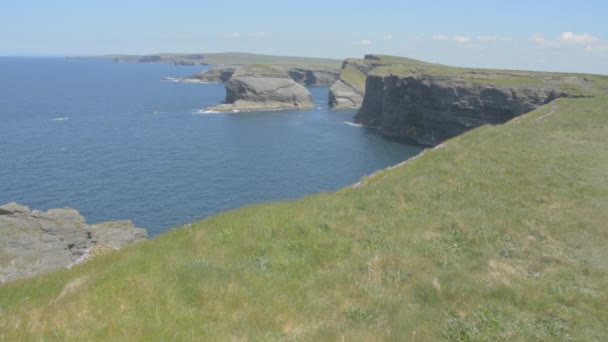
2 0 607 73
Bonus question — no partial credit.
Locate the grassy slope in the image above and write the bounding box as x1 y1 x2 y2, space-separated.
1 96 607 340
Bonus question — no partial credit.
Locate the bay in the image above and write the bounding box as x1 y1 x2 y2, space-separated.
0 57 421 236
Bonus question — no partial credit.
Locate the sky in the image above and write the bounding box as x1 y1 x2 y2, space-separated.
1 0 607 74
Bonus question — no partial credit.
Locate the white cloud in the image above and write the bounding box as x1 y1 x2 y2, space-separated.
559 32 598 45
531 32 606 52
359 39 372 45
452 36 471 44
433 34 450 41
476 35 497 41
381 34 393 41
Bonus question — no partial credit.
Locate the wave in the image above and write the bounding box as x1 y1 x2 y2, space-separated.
51 117 70 121
193 109 221 114
343 121 363 127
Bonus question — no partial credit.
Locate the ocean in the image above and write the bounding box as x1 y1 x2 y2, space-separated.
0 57 421 236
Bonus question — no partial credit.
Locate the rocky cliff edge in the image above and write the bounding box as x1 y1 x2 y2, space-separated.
0 202 147 283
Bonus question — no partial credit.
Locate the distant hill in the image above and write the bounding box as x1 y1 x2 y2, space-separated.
68 52 342 67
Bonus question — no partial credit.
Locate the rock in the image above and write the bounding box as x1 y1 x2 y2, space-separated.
177 65 338 86
180 67 237 83
285 67 339 86
355 74 569 146
0 203 147 283
328 58 377 109
0 202 30 215
205 64 314 112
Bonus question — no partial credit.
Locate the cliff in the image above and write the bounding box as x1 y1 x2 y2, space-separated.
205 64 314 112
0 202 146 283
348 55 608 145
175 65 339 86
328 58 372 109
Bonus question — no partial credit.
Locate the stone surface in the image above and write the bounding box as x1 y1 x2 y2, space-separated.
176 65 338 86
328 58 377 109
355 75 569 146
205 65 314 112
0 203 147 283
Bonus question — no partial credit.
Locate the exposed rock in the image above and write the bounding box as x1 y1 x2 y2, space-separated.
175 65 338 86
205 64 314 112
176 67 237 83
355 74 569 146
0 203 146 283
328 58 377 109
285 67 338 86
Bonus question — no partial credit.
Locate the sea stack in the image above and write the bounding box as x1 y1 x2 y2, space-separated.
205 64 314 112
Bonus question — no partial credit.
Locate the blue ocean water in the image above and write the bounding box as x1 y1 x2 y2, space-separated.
0 57 422 236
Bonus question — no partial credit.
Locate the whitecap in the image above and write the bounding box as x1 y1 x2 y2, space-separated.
51 117 70 121
194 109 221 114
344 121 363 127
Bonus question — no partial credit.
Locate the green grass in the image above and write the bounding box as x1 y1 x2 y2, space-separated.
1 96 607 340
339 64 368 90
356 54 608 96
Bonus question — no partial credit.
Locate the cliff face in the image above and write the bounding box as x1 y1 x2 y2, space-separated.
328 58 374 109
177 66 338 86
0 203 147 283
355 75 567 145
206 64 314 112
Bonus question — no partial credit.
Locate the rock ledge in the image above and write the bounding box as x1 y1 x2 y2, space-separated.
0 203 147 283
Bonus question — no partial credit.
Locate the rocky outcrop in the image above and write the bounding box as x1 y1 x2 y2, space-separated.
205 65 314 112
355 74 568 146
328 58 379 109
0 203 146 283
173 67 237 83
175 66 338 86
285 67 338 86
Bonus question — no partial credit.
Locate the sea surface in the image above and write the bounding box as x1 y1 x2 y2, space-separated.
0 57 422 236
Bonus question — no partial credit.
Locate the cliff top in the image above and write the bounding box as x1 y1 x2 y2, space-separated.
2 95 607 340
363 54 608 96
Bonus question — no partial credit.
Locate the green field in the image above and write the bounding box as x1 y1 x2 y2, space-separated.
1 95 607 340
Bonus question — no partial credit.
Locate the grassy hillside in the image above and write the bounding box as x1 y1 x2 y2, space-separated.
1 96 607 340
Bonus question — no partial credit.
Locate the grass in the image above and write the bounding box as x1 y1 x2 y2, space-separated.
1 96 607 340
339 63 367 90
347 54 608 96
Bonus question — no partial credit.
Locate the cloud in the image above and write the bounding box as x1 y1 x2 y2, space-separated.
381 34 393 41
476 35 497 41
359 39 372 45
433 34 450 41
559 32 598 45
531 32 607 52
452 36 471 44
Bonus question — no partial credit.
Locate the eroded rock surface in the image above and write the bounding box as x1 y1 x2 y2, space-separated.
355 75 568 145
0 203 146 283
206 65 314 112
